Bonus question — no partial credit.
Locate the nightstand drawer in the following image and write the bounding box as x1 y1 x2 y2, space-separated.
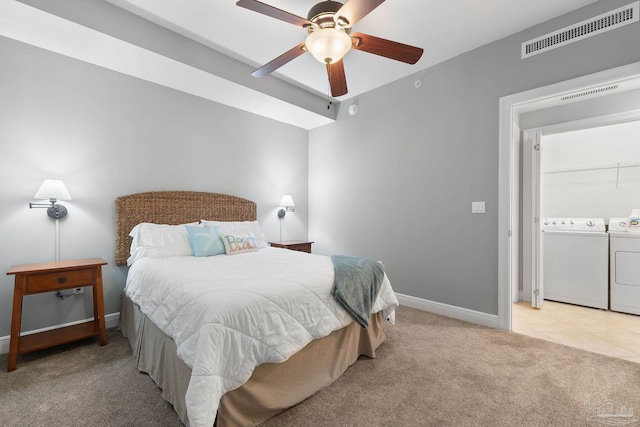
26 268 94 293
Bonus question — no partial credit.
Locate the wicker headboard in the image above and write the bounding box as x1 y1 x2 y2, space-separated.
115 191 257 266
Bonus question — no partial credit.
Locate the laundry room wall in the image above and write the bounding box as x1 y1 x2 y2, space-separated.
542 120 640 221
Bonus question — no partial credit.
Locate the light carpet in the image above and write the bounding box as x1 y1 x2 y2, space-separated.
1 306 639 426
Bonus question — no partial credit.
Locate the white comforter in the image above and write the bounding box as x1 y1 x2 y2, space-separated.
125 247 398 427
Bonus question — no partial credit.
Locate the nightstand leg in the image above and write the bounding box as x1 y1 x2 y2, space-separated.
8 278 25 372
93 267 107 346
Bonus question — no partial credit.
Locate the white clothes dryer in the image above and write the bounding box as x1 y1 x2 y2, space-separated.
542 218 609 309
609 218 640 315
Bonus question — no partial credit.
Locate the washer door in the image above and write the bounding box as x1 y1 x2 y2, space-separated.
616 251 640 286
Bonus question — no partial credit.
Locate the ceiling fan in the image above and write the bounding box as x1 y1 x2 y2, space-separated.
236 0 424 97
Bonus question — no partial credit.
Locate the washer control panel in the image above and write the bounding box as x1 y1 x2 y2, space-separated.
542 218 606 232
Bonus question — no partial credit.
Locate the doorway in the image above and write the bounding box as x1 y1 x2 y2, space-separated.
522 119 640 304
497 61 640 332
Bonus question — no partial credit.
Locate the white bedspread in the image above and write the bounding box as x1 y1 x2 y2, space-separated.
125 247 398 427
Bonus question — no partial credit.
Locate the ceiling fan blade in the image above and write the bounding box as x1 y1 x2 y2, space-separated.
351 32 424 64
327 60 348 97
251 43 307 78
236 0 313 27
334 0 385 28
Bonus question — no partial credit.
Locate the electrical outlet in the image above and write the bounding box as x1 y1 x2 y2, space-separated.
75 287 84 294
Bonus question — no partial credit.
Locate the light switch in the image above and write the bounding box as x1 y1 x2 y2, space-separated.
472 201 486 214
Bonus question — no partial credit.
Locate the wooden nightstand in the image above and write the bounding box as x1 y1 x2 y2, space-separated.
269 240 314 253
6 258 108 372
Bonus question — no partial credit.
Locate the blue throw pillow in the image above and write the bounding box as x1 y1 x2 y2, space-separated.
185 225 226 257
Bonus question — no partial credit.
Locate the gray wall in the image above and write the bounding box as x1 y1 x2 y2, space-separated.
0 37 309 337
308 0 640 315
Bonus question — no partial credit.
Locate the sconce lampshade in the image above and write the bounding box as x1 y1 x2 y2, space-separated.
34 179 72 201
279 195 295 208
277 195 295 221
31 179 72 219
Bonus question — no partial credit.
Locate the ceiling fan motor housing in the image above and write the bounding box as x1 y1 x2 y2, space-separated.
307 1 347 29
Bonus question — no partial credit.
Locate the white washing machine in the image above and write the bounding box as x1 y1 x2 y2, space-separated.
609 218 640 315
542 218 609 309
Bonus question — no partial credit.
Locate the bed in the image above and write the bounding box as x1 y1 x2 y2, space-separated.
116 191 398 427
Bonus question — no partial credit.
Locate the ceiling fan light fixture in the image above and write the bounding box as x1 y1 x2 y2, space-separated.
305 28 352 64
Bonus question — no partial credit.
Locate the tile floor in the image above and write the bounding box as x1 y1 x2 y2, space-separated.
513 300 640 363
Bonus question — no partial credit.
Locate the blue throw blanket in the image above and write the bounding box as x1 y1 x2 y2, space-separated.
331 255 384 328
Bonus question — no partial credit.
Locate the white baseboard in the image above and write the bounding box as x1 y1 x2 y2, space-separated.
0 312 120 355
395 293 499 329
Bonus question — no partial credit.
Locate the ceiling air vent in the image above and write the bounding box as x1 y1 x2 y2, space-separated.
522 1 639 59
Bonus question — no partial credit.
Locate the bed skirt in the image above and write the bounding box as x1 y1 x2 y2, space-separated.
119 293 385 426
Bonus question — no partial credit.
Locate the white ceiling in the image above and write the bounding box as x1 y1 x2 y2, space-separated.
106 0 600 99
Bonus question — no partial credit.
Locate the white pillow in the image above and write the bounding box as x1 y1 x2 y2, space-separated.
200 220 267 248
127 222 199 265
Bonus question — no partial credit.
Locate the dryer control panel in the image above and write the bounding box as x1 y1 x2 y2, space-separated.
609 218 629 232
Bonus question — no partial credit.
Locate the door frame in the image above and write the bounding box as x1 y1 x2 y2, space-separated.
497 61 640 330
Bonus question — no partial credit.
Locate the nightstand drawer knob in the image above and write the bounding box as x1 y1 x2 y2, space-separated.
57 277 67 284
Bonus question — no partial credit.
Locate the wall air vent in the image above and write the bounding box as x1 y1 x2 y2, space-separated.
560 84 619 101
522 1 639 59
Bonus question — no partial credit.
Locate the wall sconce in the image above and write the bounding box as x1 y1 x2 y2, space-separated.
277 195 295 219
30 179 72 264
278 195 295 242
278 194 296 219
29 179 72 219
